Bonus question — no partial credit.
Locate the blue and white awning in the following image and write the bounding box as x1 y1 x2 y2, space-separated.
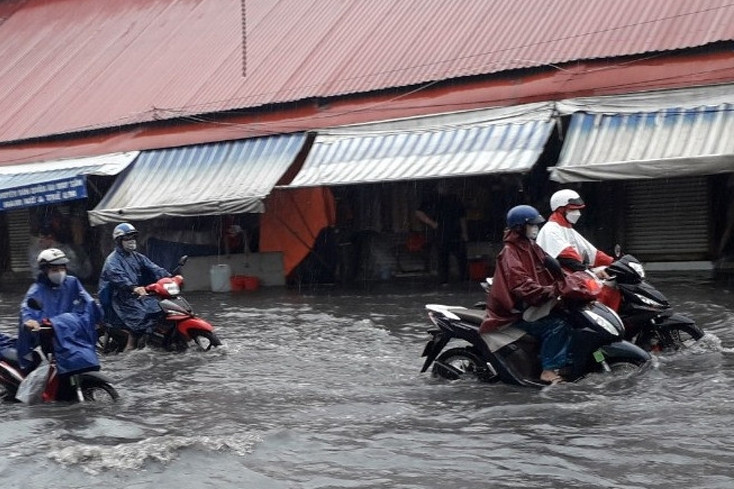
550 85 734 182
88 133 306 225
285 103 556 187
0 152 138 210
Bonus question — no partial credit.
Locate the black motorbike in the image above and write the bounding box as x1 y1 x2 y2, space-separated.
476 254 706 354
421 286 651 388
0 299 119 403
604 254 705 352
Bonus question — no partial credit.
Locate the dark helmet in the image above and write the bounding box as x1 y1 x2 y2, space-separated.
112 222 138 242
37 248 69 269
506 205 545 229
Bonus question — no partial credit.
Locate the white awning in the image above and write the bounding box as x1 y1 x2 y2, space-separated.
0 152 138 210
285 103 556 187
550 85 734 182
88 134 306 225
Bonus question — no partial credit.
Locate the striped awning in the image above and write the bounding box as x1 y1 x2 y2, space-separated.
285 103 556 187
550 85 734 182
88 134 306 225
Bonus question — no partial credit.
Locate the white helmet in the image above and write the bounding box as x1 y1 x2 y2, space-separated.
550 189 585 212
37 248 69 268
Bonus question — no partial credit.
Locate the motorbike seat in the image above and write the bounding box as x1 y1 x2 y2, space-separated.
447 307 485 326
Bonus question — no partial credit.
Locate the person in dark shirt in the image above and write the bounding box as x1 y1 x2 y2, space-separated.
415 181 468 284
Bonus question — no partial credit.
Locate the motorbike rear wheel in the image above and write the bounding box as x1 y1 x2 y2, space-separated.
96 326 128 354
432 348 498 382
81 379 119 403
190 330 222 352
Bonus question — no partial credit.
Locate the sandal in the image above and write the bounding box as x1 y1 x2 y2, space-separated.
540 369 565 385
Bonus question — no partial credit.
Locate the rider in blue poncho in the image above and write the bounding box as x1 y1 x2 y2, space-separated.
18 248 101 374
98 223 170 351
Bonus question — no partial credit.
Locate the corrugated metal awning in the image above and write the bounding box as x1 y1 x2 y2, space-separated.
550 85 734 182
88 134 306 226
0 152 138 210
286 103 556 187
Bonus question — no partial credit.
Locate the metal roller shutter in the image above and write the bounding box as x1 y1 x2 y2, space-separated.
7 208 31 272
623 177 710 260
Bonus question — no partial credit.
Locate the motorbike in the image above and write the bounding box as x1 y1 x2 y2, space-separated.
422 272 652 388
604 254 705 352
0 299 119 403
475 254 706 354
97 256 222 353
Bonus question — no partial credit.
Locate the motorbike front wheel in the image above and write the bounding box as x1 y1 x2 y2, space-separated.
636 323 705 353
189 330 222 352
432 348 497 382
605 357 647 376
81 379 119 403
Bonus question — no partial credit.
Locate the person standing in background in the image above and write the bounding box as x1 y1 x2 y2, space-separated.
415 181 468 285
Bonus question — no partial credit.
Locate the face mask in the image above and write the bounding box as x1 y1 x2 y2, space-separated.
566 209 582 224
47 270 66 285
525 224 539 240
122 240 137 251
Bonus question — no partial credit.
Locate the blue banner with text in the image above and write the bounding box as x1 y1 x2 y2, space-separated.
0 176 87 210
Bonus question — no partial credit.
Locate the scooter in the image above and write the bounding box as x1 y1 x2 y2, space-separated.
421 273 651 388
97 256 222 353
476 254 706 354
604 254 705 352
0 299 119 403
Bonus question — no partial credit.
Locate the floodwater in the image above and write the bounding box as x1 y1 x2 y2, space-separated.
0 273 733 489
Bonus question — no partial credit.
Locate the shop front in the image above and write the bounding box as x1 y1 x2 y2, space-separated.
0 152 138 283
279 103 560 284
550 84 734 266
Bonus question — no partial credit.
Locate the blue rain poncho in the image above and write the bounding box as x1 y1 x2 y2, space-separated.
18 273 102 373
98 246 170 333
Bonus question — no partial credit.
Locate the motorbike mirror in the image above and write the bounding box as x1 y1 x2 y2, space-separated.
614 244 622 258
27 297 43 310
170 255 189 275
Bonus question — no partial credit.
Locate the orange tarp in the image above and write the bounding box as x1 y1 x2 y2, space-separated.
259 187 336 276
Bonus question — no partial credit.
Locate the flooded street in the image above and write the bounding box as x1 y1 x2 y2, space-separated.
1 273 734 488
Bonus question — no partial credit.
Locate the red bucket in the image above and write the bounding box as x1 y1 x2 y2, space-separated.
230 275 260 291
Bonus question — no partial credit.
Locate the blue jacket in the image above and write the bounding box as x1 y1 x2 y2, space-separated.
18 273 101 373
98 246 170 332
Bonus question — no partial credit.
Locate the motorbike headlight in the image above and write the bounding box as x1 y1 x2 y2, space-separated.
584 309 621 336
163 282 180 296
629 261 646 278
635 293 663 308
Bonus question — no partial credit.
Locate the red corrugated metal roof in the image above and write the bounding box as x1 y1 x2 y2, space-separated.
0 0 733 144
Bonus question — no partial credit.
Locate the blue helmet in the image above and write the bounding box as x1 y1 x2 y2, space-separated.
112 222 138 242
506 205 545 229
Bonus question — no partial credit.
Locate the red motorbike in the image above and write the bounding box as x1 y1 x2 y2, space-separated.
97 256 222 353
1 299 119 403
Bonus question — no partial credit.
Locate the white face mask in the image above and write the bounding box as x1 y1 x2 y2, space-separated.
47 270 66 285
566 209 582 224
525 224 539 240
122 240 137 251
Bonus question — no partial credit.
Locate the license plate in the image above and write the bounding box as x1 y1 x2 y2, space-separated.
593 349 605 363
